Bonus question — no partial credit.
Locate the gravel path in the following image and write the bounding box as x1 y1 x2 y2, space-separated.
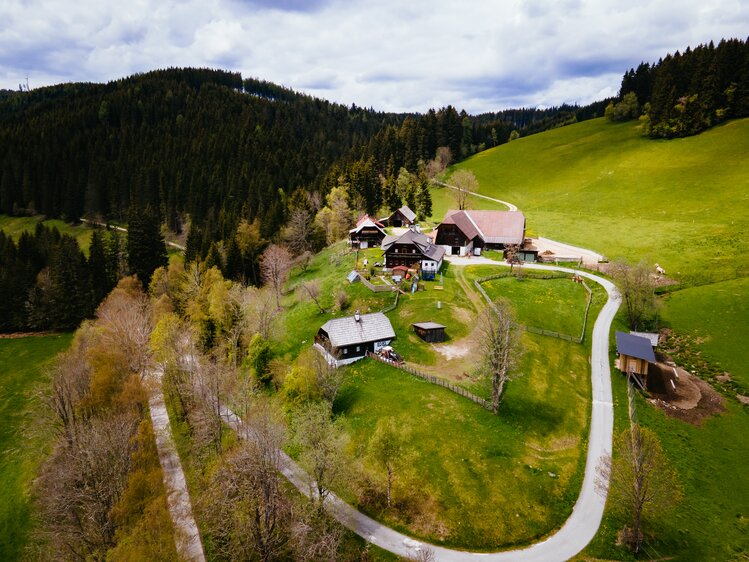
149 368 206 562
432 180 518 211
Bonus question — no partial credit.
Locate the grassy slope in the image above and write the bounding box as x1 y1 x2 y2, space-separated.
442 117 749 286
0 334 73 560
446 117 749 559
0 214 95 253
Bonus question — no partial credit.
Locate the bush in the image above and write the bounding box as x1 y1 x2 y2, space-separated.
336 290 350 311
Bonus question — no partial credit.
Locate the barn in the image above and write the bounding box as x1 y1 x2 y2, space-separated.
412 322 446 343
315 311 395 366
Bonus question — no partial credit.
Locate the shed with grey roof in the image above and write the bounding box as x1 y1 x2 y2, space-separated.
412 321 447 343
616 331 656 380
315 311 395 366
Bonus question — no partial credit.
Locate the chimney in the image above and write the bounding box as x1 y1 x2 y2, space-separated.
354 310 361 322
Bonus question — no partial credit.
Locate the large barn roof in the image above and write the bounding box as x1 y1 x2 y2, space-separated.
441 210 525 245
320 312 395 348
616 331 656 363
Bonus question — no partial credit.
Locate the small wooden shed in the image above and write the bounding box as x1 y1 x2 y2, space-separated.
616 331 656 383
412 322 447 343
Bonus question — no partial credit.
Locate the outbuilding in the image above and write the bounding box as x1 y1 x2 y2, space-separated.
412 322 447 343
616 331 656 383
315 311 395 366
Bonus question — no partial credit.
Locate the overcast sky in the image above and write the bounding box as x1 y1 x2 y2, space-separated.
1 0 747 113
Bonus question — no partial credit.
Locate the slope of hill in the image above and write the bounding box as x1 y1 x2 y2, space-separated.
449 116 749 560
451 117 749 287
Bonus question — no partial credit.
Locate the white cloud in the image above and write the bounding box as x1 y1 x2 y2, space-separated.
1 0 747 112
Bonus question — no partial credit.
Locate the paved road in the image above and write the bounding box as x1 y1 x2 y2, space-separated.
432 180 518 211
218 260 621 562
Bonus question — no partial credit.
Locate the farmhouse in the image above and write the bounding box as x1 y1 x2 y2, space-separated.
382 229 445 279
435 210 526 257
315 311 396 366
386 205 417 227
349 214 386 248
615 331 656 384
412 322 446 343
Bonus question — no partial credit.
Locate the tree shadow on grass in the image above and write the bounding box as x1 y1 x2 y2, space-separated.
500 395 566 437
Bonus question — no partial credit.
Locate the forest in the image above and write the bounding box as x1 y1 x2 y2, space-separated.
612 37 749 137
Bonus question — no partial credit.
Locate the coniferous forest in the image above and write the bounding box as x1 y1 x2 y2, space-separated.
1 38 748 332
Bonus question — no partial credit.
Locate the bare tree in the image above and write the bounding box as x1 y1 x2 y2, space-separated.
260 244 292 310
283 207 315 255
597 425 681 553
293 402 348 507
479 299 522 414
289 503 343 562
610 260 658 331
301 279 326 313
425 146 452 179
35 413 139 560
450 169 478 210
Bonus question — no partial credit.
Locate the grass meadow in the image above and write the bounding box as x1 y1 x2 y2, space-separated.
0 214 95 253
0 334 72 560
443 116 749 559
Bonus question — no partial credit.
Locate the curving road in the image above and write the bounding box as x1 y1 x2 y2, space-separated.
432 180 518 211
218 261 620 562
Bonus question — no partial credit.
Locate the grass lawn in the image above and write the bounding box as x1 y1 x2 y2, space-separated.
0 333 72 560
0 214 95 253
333 354 590 550
444 117 749 287
661 277 749 394
479 276 589 337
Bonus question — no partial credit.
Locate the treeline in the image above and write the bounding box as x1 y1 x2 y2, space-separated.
0 209 167 332
612 37 749 137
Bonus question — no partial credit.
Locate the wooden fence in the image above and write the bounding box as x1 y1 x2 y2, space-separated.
367 352 492 411
474 272 593 344
381 290 400 313
358 274 396 293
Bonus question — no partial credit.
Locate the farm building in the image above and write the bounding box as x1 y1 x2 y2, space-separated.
386 205 417 227
435 210 526 257
315 311 395 366
350 214 386 248
615 331 656 383
381 229 445 279
412 322 446 343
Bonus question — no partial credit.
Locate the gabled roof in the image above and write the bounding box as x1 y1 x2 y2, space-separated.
439 210 525 245
391 205 416 223
320 312 395 348
350 215 386 235
382 230 445 262
616 331 656 363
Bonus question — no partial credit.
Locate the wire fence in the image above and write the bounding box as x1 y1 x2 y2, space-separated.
367 352 492 411
473 272 593 344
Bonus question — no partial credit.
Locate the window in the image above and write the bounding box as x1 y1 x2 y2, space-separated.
412 249 416 253
342 348 348 355
356 346 360 352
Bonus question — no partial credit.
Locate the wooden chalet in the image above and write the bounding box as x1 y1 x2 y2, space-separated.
615 331 656 384
381 229 445 279
412 322 446 343
435 210 526 257
315 311 395 366
386 205 417 227
349 215 386 249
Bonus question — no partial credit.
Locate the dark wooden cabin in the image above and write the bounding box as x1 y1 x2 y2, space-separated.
412 322 447 343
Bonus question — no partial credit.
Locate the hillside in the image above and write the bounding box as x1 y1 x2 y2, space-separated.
449 114 749 560
450 116 749 287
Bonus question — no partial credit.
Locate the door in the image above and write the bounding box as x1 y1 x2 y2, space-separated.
451 246 460 255
361 241 368 249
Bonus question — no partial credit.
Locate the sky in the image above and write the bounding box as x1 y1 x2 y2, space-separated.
1 0 748 114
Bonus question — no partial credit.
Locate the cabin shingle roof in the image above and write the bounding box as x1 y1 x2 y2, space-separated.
320 312 395 348
440 210 525 245
382 230 445 262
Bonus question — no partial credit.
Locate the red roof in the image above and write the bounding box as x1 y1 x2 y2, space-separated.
440 210 525 245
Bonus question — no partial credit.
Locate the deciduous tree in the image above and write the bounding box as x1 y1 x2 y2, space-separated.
450 169 478 210
368 417 410 507
610 260 658 331
479 299 522 414
260 244 292 309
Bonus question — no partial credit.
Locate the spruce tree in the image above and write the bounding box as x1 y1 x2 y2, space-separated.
127 205 168 288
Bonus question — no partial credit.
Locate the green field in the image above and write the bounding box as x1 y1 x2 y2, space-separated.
444 116 749 559
441 117 749 287
480 276 589 337
334 355 590 549
0 214 95 253
0 334 72 560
